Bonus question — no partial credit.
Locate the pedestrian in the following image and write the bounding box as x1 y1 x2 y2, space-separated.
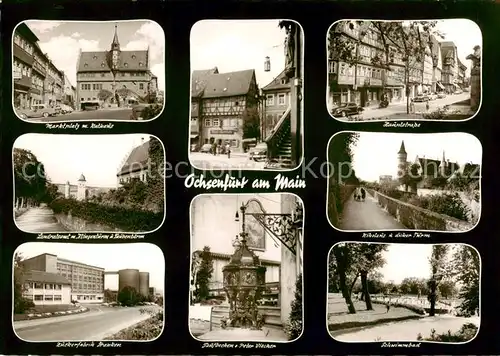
426 100 430 112
226 143 231 159
386 302 391 313
212 142 216 156
410 101 415 114
361 187 366 201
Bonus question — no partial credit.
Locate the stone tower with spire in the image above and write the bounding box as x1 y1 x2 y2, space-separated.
440 150 447 175
397 140 408 179
77 174 87 201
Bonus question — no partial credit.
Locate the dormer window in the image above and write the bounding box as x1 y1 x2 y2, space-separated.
132 55 136 59
139 62 143 67
101 63 105 67
84 63 88 67
92 55 97 60
124 63 128 67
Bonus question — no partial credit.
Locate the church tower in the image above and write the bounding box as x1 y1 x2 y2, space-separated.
397 140 408 178
111 24 120 51
440 150 446 175
77 174 87 201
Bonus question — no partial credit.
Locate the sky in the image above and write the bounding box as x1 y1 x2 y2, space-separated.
15 242 165 291
348 132 482 183
190 20 295 88
377 244 434 283
23 20 165 91
434 19 482 76
14 134 151 187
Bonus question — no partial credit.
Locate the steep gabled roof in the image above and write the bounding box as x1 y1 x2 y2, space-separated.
191 67 219 97
262 69 291 91
78 50 149 72
201 69 255 98
118 140 150 176
22 270 72 285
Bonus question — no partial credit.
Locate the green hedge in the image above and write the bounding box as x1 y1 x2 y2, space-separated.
50 198 163 232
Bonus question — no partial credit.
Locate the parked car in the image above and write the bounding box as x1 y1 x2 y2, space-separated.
190 144 199 152
454 89 463 94
428 93 438 100
17 104 60 119
331 102 364 117
412 95 430 102
248 142 268 162
463 87 469 92
57 104 74 114
200 143 212 153
437 93 446 99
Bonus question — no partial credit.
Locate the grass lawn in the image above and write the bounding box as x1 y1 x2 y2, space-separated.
327 294 422 332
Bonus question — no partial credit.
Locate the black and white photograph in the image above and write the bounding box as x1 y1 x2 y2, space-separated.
13 20 165 122
13 134 165 234
13 242 164 342
327 132 481 232
189 20 304 170
189 193 303 342
327 242 480 343
327 19 482 121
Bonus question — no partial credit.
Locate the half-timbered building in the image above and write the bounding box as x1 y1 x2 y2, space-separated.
191 68 259 152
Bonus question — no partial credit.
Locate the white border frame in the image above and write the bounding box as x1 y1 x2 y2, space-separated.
12 133 167 235
12 19 166 123
325 18 483 123
187 19 306 172
325 241 481 344
187 192 305 343
11 241 166 343
325 130 482 233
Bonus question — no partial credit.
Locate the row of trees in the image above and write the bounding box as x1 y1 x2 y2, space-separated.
117 286 156 307
14 253 35 314
399 161 480 194
329 243 479 317
327 132 360 226
329 20 444 114
14 148 61 210
191 246 214 304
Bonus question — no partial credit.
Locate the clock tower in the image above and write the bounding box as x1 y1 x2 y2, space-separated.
110 24 121 71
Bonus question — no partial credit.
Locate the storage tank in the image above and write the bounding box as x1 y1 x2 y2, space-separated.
139 272 150 296
118 269 140 292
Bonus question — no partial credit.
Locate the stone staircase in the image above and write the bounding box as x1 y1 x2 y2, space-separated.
265 107 293 169
211 305 283 331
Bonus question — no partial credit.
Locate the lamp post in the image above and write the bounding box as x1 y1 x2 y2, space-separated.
255 88 266 142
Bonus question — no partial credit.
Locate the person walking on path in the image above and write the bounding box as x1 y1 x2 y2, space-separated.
360 187 366 201
226 143 231 159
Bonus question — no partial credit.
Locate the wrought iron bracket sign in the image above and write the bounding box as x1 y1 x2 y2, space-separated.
246 209 302 255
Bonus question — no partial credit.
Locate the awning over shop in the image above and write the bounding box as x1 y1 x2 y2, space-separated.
437 82 445 90
190 134 199 139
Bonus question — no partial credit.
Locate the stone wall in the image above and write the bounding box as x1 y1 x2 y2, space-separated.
328 183 357 227
54 212 122 232
367 189 474 231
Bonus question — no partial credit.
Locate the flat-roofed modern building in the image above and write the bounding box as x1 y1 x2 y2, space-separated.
21 270 72 305
21 253 105 303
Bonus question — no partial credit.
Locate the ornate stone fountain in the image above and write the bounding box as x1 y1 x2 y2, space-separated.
222 202 267 330
466 45 481 111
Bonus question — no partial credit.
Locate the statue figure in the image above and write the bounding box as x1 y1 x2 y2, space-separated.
466 45 481 75
280 21 296 78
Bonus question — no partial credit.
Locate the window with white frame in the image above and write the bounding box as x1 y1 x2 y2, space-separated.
266 94 275 106
204 119 212 127
278 93 286 105
34 295 43 301
212 118 220 127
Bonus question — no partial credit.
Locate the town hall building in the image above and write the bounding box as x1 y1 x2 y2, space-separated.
76 25 158 109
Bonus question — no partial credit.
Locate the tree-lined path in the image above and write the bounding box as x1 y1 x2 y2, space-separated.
16 205 68 233
339 191 405 230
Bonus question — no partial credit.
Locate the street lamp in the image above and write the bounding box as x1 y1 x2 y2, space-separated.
264 56 271 72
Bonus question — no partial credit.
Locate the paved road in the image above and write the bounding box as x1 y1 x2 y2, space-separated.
338 93 470 121
15 206 68 233
190 152 265 170
14 305 161 341
339 192 406 230
19 108 135 123
333 315 480 342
